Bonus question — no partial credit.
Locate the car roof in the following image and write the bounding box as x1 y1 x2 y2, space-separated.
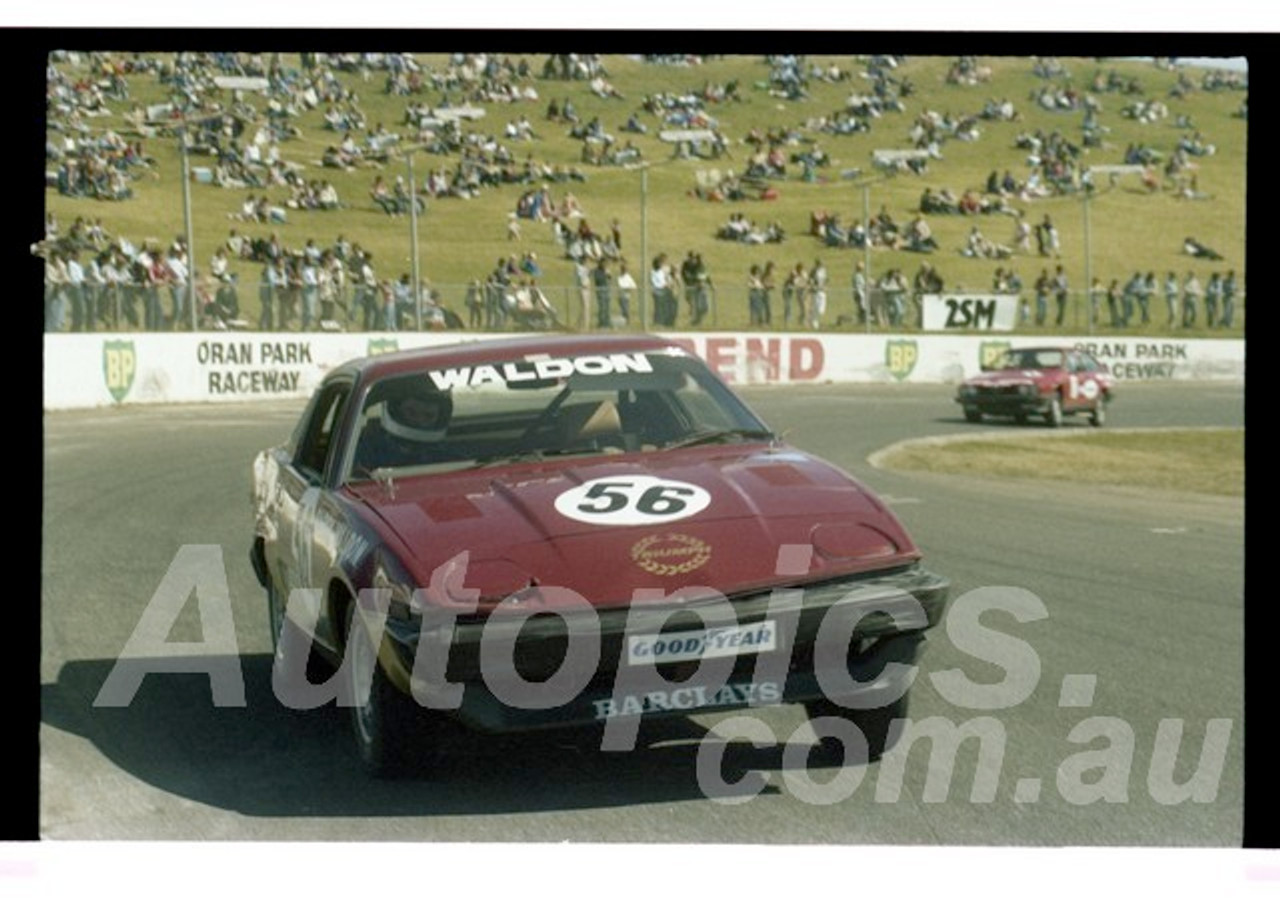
335 334 685 384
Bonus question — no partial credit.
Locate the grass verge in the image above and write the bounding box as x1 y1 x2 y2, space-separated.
874 427 1243 496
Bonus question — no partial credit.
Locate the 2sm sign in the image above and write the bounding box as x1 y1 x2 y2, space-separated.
923 294 1020 332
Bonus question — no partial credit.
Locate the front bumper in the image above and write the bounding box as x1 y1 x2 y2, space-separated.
956 389 1047 416
380 563 949 732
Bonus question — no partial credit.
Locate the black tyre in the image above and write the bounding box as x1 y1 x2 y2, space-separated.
345 599 421 777
805 692 910 763
1090 398 1106 427
1045 394 1064 428
963 407 982 423
267 576 334 683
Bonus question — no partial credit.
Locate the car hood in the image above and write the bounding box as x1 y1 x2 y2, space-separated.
963 368 1055 386
347 444 920 611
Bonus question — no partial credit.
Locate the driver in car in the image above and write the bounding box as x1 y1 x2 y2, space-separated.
355 378 454 472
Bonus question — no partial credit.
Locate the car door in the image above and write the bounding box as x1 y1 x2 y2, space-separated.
1066 351 1103 409
273 380 352 643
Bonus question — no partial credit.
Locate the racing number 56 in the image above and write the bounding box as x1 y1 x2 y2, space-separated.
555 475 713 525
578 480 696 517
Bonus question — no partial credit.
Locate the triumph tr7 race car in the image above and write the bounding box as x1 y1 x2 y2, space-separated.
955 345 1114 427
251 335 949 776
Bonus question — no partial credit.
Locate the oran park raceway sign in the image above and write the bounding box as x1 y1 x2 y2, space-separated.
43 332 1244 410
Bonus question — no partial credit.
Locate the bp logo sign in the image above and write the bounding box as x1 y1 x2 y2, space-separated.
979 340 1012 371
103 340 136 403
885 339 919 381
367 338 399 356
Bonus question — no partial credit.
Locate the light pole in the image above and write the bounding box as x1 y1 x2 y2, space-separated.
178 127 197 331
854 173 891 332
1082 183 1093 334
630 161 650 331
403 144 426 331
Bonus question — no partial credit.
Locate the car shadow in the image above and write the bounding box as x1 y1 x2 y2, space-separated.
932 416 1088 428
42 654 857 819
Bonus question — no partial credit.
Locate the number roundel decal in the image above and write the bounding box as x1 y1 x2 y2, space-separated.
554 476 712 526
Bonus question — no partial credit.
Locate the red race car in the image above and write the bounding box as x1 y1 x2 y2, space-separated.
252 335 948 775
956 345 1114 427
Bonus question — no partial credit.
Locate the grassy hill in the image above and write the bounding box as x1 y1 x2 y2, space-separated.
44 51 1247 335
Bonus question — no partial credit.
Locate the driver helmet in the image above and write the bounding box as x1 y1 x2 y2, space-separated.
379 377 453 443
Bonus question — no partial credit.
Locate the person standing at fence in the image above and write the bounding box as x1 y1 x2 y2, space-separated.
165 244 190 330
87 250 111 329
615 259 635 325
258 258 278 331
380 279 397 332
1140 271 1155 325
122 253 147 330
104 251 130 329
329 251 349 324
573 257 591 328
1164 271 1179 327
890 268 911 327
808 258 828 329
1052 264 1069 325
1105 278 1121 328
65 248 87 332
696 253 716 326
485 260 509 330
852 260 869 325
651 253 672 327
760 261 775 327
43 248 68 332
592 258 612 328
680 251 699 323
1220 270 1237 328
145 247 170 332
281 257 303 330
747 264 765 326
300 255 320 331
1087 277 1103 327
318 256 337 326
1181 270 1201 327
1204 271 1221 327
466 278 485 329
1121 271 1141 326
359 255 379 331
1033 269 1051 325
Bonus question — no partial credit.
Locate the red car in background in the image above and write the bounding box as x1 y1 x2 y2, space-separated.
956 345 1114 427
251 335 949 776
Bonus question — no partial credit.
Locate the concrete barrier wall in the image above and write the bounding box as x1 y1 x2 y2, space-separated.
43 331 1245 409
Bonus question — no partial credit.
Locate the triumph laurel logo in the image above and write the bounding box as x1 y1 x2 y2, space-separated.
630 533 712 577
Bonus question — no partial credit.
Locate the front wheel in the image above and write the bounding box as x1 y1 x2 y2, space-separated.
1090 398 1107 427
963 407 982 423
1045 394 1064 428
267 576 333 683
805 693 910 763
346 599 421 777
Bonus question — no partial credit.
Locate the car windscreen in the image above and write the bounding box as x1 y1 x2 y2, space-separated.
345 350 772 480
998 349 1065 370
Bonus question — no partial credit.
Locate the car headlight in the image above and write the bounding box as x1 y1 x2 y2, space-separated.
1019 383 1037 396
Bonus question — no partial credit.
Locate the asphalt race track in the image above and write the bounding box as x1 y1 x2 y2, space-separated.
40 381 1244 844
